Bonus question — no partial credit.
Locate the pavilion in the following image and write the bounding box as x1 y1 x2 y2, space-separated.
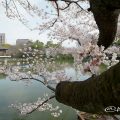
0 48 8 56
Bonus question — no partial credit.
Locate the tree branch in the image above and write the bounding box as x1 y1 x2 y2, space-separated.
20 77 55 92
55 62 120 115
48 0 87 14
69 36 81 46
27 95 55 115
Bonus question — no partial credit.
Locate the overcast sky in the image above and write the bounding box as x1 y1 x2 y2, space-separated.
0 0 80 47
0 0 50 45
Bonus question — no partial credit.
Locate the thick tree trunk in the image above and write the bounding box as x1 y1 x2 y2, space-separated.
54 0 120 115
89 0 120 49
55 62 120 115
100 0 120 9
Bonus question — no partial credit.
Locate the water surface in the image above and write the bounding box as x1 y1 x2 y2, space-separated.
0 66 89 120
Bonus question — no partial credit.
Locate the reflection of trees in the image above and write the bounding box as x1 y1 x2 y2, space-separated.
0 73 6 79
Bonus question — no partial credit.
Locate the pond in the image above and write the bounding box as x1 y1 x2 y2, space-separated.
0 66 89 120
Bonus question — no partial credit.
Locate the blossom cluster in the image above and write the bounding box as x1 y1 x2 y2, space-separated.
74 42 119 75
9 94 62 117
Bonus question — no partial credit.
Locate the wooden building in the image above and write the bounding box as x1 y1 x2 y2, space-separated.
0 48 8 56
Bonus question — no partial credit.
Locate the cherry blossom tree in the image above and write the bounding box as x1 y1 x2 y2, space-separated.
0 0 120 119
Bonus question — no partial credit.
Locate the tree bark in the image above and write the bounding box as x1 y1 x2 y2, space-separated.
100 0 120 9
89 0 120 49
55 62 120 115
54 0 120 115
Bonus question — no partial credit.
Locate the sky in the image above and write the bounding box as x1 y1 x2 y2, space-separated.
0 14 49 45
0 0 80 47
0 0 50 45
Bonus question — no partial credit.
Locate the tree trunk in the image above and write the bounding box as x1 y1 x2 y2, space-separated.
55 62 120 115
89 0 120 49
54 0 120 115
100 0 120 9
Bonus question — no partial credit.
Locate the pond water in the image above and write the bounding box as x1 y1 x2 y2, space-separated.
0 66 89 120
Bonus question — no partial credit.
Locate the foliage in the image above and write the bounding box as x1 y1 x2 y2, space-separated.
0 73 7 79
113 39 120 46
55 53 74 64
1 44 11 48
45 41 59 48
31 40 44 49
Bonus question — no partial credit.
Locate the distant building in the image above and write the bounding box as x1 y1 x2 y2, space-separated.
0 33 5 45
16 39 31 46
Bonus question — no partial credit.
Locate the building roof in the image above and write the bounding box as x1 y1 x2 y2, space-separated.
16 39 31 45
0 48 8 50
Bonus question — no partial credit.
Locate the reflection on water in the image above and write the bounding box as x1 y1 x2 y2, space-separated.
0 66 89 120
64 67 90 81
